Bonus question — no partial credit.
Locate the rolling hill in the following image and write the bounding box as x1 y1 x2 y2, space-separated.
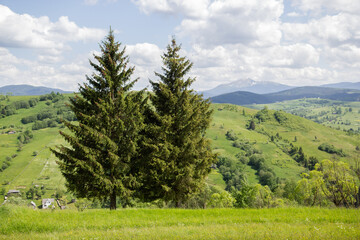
0 85 72 96
0 94 359 203
211 86 360 105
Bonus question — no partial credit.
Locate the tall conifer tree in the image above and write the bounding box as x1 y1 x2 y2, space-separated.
51 30 145 210
139 38 216 207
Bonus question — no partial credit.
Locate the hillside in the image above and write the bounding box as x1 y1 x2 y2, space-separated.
211 86 360 105
247 98 360 132
0 85 72 96
1 95 359 203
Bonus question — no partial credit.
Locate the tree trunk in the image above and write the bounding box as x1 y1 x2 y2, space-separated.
110 191 117 210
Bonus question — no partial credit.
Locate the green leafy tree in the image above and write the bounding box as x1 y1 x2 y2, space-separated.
51 30 145 210
319 159 358 207
138 38 216 207
295 171 326 206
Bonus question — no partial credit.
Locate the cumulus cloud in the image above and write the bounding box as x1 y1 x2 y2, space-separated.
292 0 360 14
177 0 283 47
282 13 360 47
132 0 210 18
126 43 163 88
0 5 106 51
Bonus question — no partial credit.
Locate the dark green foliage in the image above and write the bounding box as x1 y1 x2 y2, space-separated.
217 157 247 191
232 184 257 208
248 119 256 130
17 130 33 144
138 38 216 206
21 115 37 124
32 120 57 130
274 110 287 124
26 186 45 200
318 143 346 156
282 179 297 201
225 130 238 141
0 99 38 118
51 30 145 210
254 107 271 122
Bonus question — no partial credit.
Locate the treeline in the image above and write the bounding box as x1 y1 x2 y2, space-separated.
0 98 38 117
19 93 76 130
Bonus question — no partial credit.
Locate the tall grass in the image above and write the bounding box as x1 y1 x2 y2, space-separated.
0 206 359 239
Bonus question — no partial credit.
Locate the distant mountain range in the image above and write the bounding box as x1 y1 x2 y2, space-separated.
201 79 360 98
201 79 293 98
0 85 72 96
211 86 360 105
321 82 360 90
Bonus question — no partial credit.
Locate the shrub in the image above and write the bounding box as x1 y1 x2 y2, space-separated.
318 143 346 156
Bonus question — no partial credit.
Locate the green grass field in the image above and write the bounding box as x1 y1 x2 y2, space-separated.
0 206 359 239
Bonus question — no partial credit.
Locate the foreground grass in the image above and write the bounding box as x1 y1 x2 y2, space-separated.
0 207 359 239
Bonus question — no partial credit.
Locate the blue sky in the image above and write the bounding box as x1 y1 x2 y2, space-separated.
0 0 359 91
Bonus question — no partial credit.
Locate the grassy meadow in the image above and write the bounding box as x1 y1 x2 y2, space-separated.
0 206 359 239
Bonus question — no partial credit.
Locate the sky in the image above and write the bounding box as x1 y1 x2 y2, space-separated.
0 0 359 91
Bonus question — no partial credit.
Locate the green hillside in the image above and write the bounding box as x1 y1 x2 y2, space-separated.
207 104 359 190
0 95 359 205
247 98 360 132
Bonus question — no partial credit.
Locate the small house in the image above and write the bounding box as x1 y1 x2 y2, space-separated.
7 190 20 197
42 198 54 209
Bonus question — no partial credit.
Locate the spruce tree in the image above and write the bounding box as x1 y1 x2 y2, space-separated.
51 30 145 210
139 38 216 207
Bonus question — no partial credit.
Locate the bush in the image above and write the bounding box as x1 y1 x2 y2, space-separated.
225 130 238 141
208 191 235 208
318 143 346 156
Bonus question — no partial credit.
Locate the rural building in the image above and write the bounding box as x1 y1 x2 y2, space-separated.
7 190 20 197
42 198 54 209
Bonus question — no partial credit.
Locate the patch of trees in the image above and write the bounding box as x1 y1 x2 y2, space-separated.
17 130 33 144
39 92 64 102
22 106 76 128
273 110 287 124
0 154 17 172
254 107 271 122
217 157 247 191
270 133 319 170
295 160 358 207
223 130 278 190
32 119 58 130
26 185 45 200
318 143 346 156
248 154 278 190
0 98 38 118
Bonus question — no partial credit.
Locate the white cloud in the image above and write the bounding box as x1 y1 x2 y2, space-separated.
0 5 106 51
132 0 210 18
177 0 283 47
292 0 360 14
84 0 99 5
287 12 302 17
282 13 360 47
126 43 163 88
